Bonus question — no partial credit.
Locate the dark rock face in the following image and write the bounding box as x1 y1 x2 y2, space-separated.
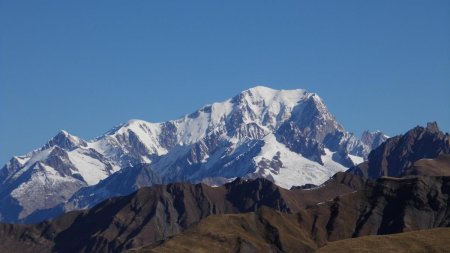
225 178 291 213
44 130 87 150
331 150 354 168
349 122 450 179
290 184 317 190
158 122 178 150
255 152 283 175
127 130 152 157
297 176 450 246
44 147 76 177
114 130 152 166
0 194 24 224
290 95 344 143
276 121 325 164
0 158 22 184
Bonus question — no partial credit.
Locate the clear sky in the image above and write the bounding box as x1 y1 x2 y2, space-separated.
1 0 449 165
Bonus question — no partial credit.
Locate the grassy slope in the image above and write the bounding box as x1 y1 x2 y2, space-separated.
317 227 450 253
127 207 317 253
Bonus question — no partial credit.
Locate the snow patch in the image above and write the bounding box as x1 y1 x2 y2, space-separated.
348 154 364 165
68 149 110 185
252 134 346 189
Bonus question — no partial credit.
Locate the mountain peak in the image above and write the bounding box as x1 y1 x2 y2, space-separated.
125 119 152 126
426 121 440 133
234 87 308 112
46 130 87 150
58 129 70 136
243 86 307 98
407 121 444 137
350 122 450 179
360 130 389 151
246 85 276 93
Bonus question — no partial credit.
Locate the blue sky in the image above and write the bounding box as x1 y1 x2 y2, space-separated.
1 0 449 165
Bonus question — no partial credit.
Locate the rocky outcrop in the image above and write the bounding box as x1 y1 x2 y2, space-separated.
298 176 450 246
349 122 450 179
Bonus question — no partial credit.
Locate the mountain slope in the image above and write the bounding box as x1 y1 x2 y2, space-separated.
404 154 450 176
297 175 450 247
130 207 317 253
23 163 162 223
349 122 450 179
129 217 450 253
317 228 450 253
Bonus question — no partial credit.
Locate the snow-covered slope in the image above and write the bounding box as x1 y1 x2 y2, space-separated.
0 86 384 223
247 134 347 188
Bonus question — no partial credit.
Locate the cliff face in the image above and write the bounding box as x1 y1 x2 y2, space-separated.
297 176 450 246
349 122 450 179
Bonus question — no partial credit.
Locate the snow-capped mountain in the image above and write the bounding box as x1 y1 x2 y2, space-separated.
360 130 389 156
0 86 383 222
22 163 162 223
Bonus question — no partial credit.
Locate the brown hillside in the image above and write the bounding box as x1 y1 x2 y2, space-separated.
317 227 450 253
